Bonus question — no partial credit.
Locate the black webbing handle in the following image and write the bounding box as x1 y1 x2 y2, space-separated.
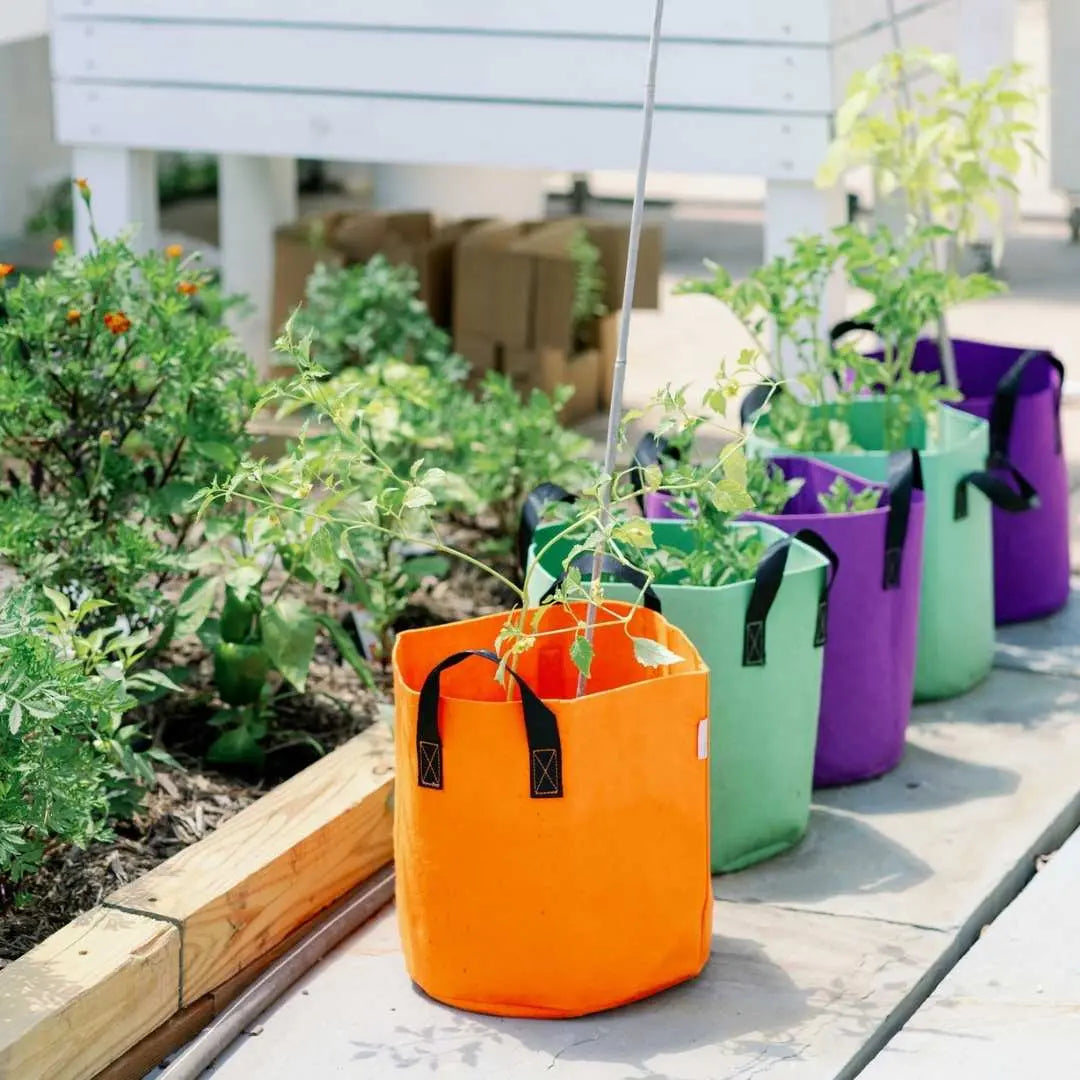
517 483 577 574
829 317 878 345
416 649 563 798
630 432 680 510
792 529 840 649
991 349 1065 458
743 528 838 664
955 464 1039 520
739 380 781 428
540 553 663 613
883 450 924 590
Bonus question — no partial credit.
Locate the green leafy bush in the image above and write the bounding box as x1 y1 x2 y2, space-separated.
289 256 466 377
0 193 256 627
0 589 171 885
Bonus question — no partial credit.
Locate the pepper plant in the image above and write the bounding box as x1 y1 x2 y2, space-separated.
678 221 998 452
817 48 1039 385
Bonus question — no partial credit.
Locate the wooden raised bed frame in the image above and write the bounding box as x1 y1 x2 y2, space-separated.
0 721 395 1080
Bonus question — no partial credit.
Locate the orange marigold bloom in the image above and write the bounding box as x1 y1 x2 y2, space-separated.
75 178 90 195
178 281 199 296
53 238 67 254
0 263 13 278
165 243 184 259
66 309 81 324
104 311 131 335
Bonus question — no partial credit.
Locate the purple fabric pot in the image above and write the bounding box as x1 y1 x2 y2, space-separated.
643 491 688 519
743 455 925 787
861 337 1067 624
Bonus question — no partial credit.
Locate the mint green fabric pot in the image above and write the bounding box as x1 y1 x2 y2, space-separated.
526 521 828 873
748 400 992 701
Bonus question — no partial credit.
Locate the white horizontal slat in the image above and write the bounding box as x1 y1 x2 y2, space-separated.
0 0 48 46
52 21 832 113
52 0 833 44
53 83 830 179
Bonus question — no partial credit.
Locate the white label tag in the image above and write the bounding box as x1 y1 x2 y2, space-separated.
697 718 709 760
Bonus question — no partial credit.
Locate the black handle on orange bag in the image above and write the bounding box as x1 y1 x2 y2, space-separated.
517 483 577 575
743 529 839 666
540 553 662 613
883 449 924 590
630 432 681 510
416 649 563 799
991 349 1065 457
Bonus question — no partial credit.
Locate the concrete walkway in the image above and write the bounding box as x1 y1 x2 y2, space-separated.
861 824 1080 1078
199 628 1080 1079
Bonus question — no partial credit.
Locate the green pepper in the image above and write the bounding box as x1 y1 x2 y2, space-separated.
213 641 270 707
219 585 260 644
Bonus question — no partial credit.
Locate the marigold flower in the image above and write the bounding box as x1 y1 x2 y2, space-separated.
75 178 90 195
178 281 199 296
104 311 131 335
165 243 184 259
0 263 13 278
66 308 81 324
53 238 67 254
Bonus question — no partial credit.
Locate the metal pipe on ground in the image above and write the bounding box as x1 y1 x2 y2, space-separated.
157 866 396 1080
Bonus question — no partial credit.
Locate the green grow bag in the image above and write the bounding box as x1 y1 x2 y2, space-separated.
749 399 993 701
526 521 829 873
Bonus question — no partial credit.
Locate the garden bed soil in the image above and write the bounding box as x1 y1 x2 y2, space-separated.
0 536 516 965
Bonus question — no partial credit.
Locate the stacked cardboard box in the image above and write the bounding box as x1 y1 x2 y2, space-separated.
452 218 662 424
271 209 663 425
271 209 487 338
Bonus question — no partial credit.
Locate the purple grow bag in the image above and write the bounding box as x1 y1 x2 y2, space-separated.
910 339 1067 624
744 454 925 787
835 326 1068 625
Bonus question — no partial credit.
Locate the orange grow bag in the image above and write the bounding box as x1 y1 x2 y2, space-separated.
392 601 713 1019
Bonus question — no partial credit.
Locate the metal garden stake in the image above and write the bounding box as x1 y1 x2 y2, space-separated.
577 0 665 696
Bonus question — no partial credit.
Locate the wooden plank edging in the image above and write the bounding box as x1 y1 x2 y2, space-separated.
0 723 395 1080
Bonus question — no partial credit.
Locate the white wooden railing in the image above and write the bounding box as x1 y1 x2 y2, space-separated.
49 0 969 361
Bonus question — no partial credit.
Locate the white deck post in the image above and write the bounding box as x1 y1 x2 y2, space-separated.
220 155 297 371
71 147 158 254
372 164 547 219
764 179 846 376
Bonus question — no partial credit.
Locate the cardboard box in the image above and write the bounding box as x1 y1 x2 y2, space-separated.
272 209 490 341
500 307 615 426
271 219 344 338
453 221 544 347
452 217 662 362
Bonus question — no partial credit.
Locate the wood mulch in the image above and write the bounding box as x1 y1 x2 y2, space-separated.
0 534 518 965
